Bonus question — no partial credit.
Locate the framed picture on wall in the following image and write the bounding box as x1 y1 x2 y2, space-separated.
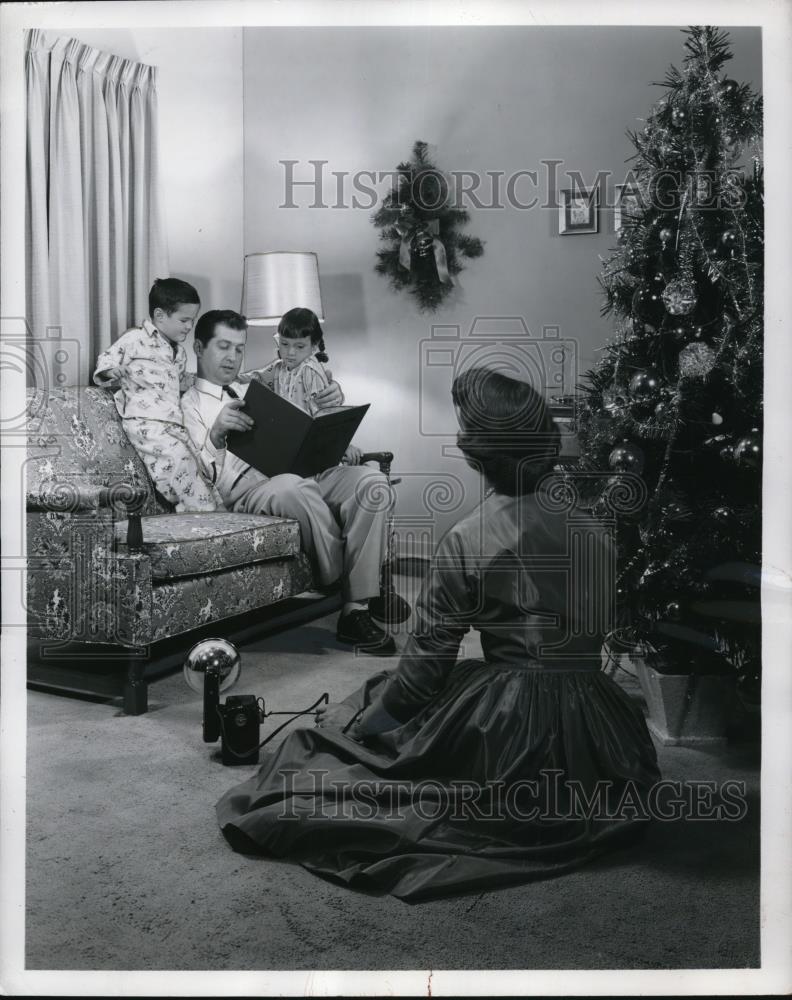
558 187 599 234
614 182 642 232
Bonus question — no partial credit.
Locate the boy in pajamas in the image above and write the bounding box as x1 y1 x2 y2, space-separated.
93 278 223 512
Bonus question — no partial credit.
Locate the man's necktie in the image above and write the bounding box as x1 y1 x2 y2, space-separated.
220 383 251 493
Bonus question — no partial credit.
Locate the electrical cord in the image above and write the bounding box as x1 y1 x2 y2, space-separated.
341 707 366 735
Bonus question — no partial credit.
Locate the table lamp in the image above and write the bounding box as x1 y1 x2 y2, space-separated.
241 251 324 325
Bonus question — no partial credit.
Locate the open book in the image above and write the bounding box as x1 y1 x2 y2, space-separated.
226 379 370 478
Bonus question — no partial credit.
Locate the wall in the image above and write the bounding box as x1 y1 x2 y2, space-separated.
242 25 762 546
63 27 244 370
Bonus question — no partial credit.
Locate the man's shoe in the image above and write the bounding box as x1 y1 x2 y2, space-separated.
336 610 397 655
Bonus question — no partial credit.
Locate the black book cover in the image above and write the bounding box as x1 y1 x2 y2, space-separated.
227 379 370 478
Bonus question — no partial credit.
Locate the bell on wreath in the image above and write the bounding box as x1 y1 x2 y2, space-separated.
409 228 440 284
411 229 435 259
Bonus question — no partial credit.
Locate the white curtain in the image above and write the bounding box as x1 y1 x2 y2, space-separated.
25 29 168 386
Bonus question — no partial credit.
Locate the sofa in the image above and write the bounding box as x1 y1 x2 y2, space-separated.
26 385 329 714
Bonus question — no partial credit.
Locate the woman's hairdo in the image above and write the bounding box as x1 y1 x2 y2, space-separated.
452 367 560 496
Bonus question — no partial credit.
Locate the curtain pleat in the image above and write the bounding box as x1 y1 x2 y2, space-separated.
25 29 168 386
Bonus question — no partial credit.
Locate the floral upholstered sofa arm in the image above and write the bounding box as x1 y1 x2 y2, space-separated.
27 481 148 551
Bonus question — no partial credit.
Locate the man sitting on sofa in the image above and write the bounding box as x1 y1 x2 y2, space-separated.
181 309 395 655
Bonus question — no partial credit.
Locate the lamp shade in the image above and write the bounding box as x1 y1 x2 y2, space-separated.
241 251 325 325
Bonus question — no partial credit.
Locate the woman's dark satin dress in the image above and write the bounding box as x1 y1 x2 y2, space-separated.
216 485 660 901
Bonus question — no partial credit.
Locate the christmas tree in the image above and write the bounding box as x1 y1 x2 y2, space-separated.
575 27 763 693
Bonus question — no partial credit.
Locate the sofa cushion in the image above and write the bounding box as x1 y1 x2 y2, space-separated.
114 512 301 580
149 554 313 642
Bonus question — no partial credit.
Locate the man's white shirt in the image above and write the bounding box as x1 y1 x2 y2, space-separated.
181 377 254 499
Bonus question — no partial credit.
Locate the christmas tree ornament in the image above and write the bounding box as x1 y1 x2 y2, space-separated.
718 229 738 258
720 78 739 98
665 601 682 621
659 227 674 247
712 506 733 525
603 391 628 415
608 440 645 474
670 106 688 128
629 368 661 401
711 412 723 425
592 495 611 520
719 440 735 463
678 341 717 379
654 399 672 420
733 429 761 468
625 245 639 263
661 279 697 315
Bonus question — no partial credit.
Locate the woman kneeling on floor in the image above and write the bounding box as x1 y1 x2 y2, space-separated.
216 367 660 902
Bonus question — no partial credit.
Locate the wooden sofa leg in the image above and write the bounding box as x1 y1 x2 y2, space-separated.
123 656 148 715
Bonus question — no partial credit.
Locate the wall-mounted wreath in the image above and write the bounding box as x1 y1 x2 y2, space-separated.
372 140 485 311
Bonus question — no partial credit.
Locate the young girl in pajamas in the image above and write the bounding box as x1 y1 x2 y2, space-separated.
246 306 330 414
93 278 224 512
244 306 362 464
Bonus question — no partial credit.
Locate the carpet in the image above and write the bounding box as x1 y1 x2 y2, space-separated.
24 590 760 972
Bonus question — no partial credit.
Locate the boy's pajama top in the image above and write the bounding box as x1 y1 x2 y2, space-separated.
93 319 222 512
